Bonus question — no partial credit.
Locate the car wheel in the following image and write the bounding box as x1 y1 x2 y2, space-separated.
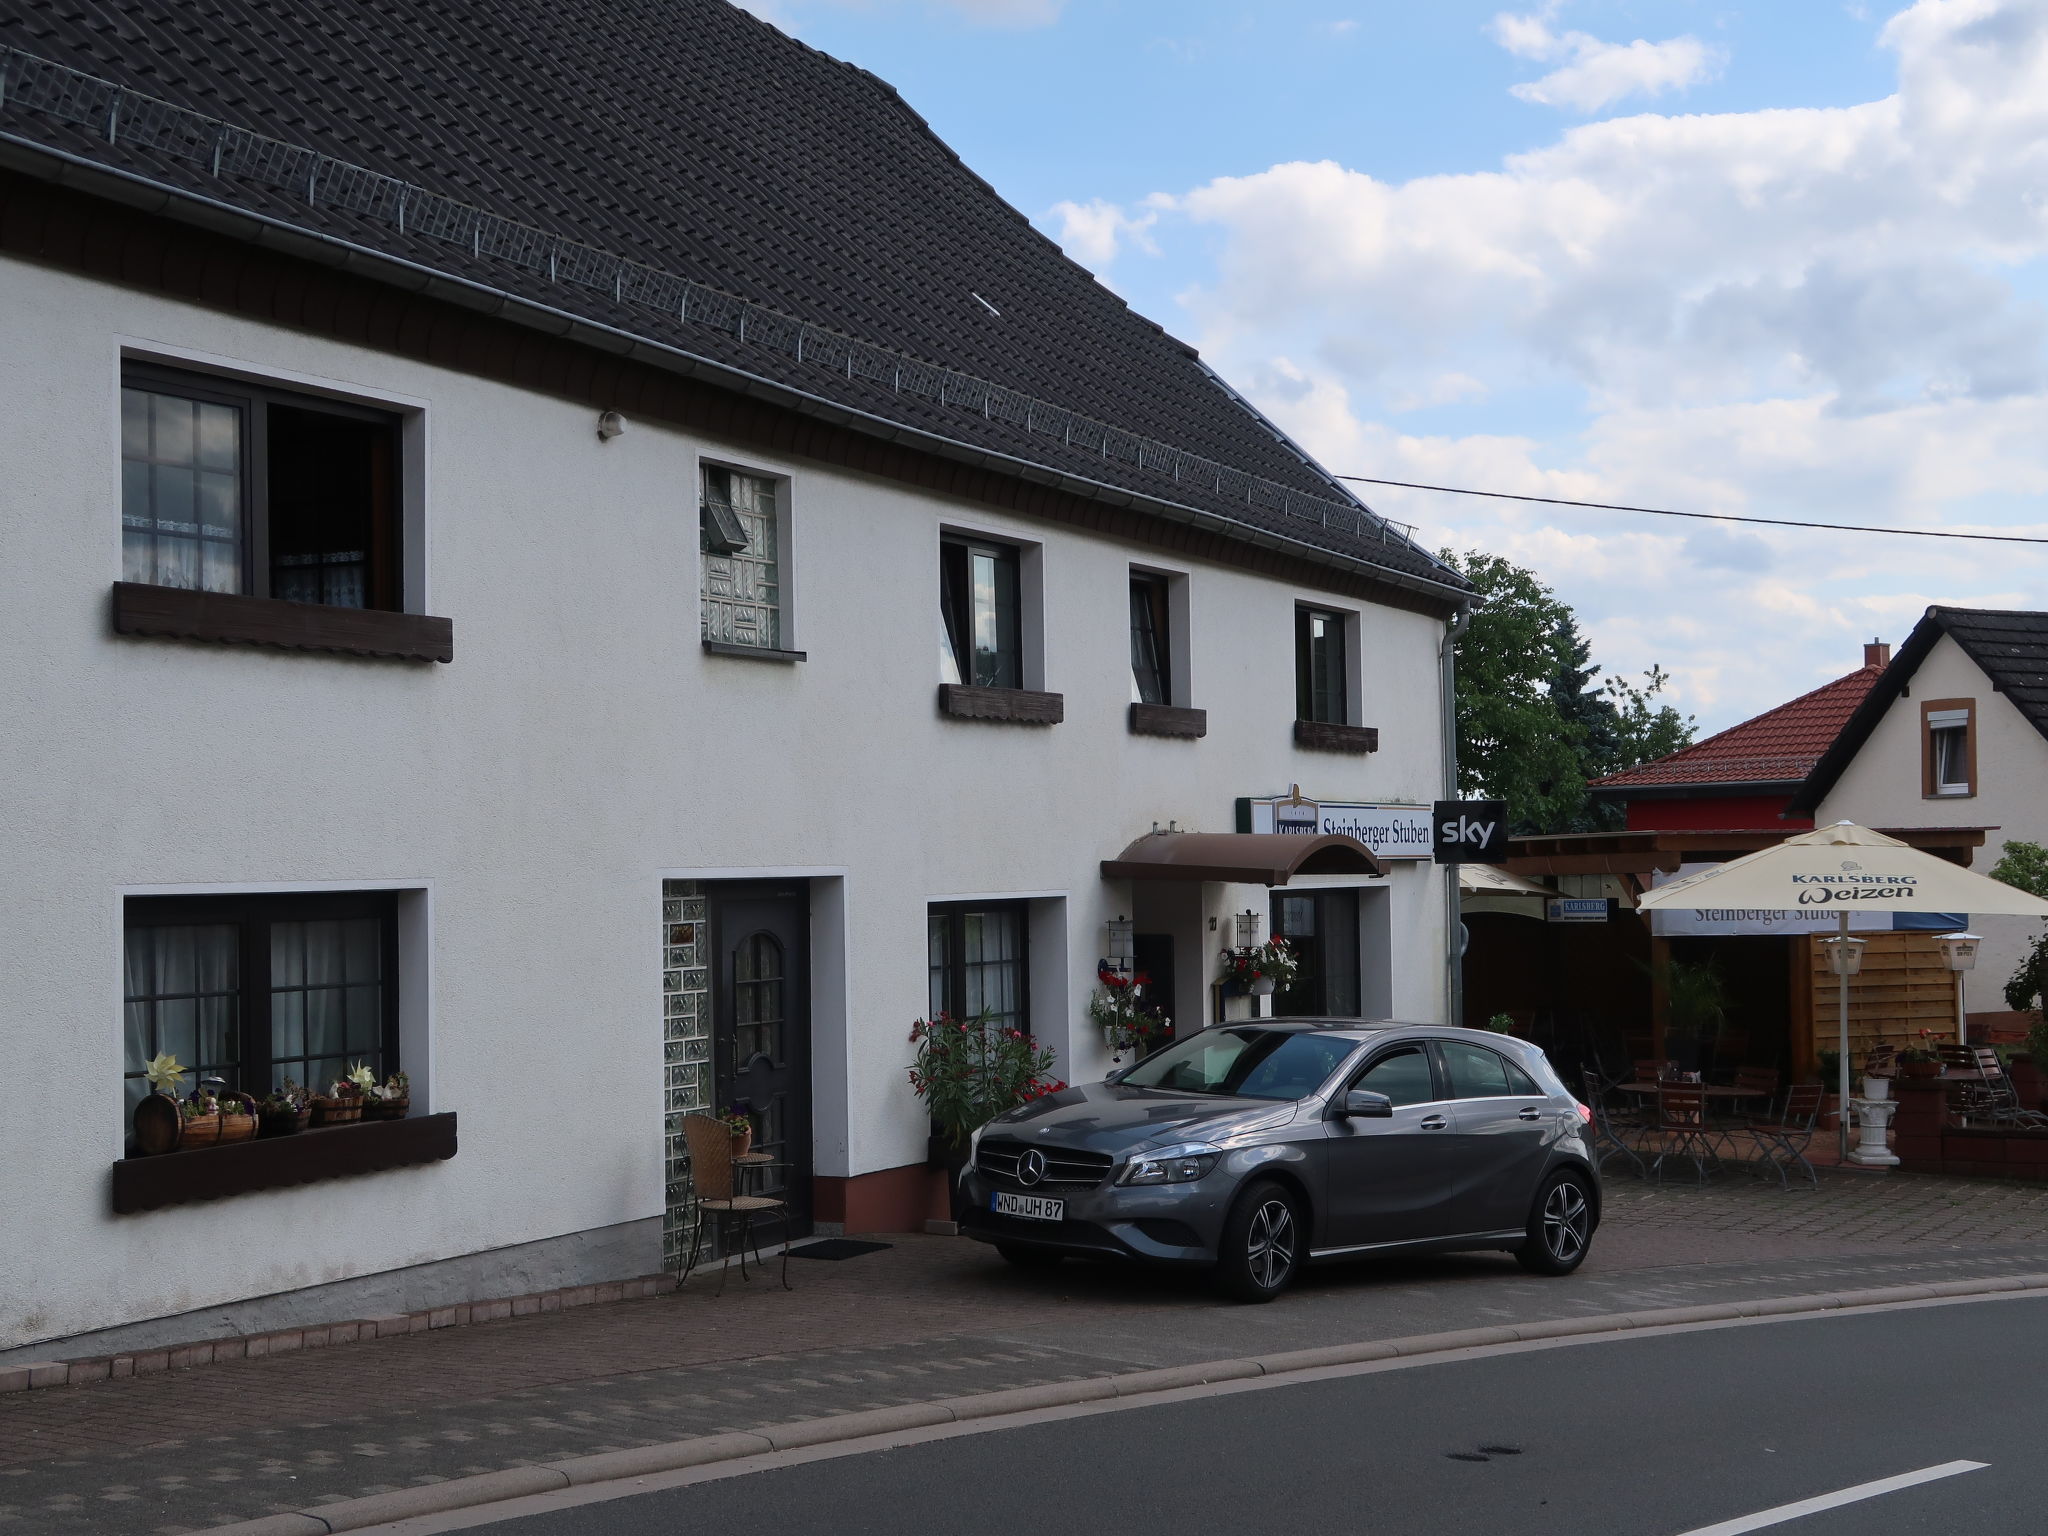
1515 1169 1594 1276
995 1242 1063 1270
1212 1180 1303 1303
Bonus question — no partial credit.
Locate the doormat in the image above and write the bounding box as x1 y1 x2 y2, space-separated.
787 1239 894 1261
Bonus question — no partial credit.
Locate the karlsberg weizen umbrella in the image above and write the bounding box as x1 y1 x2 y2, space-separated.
1635 822 2048 1156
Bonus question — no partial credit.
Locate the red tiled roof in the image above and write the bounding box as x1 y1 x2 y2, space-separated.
1591 665 1885 790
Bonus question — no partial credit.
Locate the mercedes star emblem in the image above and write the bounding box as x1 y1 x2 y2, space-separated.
1017 1148 1048 1187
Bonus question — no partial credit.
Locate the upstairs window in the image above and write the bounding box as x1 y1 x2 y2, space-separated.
1130 572 1171 705
1296 606 1349 724
939 536 1021 689
120 364 402 610
700 465 784 649
1923 700 1975 798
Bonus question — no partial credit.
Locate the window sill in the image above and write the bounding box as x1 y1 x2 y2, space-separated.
1294 719 1379 754
1129 703 1207 739
111 1113 457 1214
111 582 454 663
702 639 807 663
937 684 1064 724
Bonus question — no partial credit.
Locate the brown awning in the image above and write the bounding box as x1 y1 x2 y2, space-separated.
1102 832 1384 886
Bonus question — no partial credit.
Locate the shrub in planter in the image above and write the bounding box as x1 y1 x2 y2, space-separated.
909 1011 1064 1156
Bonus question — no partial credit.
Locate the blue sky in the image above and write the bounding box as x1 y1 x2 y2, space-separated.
744 0 2048 733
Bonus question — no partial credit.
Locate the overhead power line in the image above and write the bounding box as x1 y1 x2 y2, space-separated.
1334 475 2048 547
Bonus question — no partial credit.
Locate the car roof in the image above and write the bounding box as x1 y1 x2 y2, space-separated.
1237 1019 1541 1049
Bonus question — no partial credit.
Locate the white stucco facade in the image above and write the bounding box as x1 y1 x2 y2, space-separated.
0 254 1456 1353
1816 633 2048 1013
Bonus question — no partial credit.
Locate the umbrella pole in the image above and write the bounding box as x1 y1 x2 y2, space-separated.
1838 911 1852 1161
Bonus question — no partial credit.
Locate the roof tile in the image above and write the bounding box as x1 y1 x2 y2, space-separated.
1592 664 1884 790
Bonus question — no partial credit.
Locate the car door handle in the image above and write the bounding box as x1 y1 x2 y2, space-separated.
1518 1106 1542 1121
1419 1114 1449 1130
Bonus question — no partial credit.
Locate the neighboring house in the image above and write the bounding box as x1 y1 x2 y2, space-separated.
0 3 1470 1357
1588 643 1890 830
1793 607 2048 1017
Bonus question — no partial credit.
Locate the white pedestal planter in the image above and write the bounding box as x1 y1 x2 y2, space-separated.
1861 1076 1891 1102
1848 1097 1900 1167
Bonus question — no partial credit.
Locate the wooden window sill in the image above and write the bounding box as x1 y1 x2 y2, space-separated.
112 1113 457 1214
702 639 806 663
111 582 454 663
1129 703 1207 739
1294 719 1379 754
937 684 1064 724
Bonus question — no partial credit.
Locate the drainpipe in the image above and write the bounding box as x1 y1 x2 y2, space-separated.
1440 602 1474 1027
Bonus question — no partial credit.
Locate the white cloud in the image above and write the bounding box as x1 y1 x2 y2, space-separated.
1122 0 2048 729
1490 6 1723 112
1047 197 1160 268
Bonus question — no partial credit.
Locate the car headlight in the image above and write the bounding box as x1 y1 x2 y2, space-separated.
968 1122 988 1163
1117 1145 1221 1186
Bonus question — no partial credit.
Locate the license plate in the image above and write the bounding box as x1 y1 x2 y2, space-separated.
991 1191 1064 1221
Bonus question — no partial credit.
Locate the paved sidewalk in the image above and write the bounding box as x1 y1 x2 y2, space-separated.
9 1169 2048 1534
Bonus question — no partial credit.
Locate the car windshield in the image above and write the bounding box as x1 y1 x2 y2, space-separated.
1118 1028 1357 1100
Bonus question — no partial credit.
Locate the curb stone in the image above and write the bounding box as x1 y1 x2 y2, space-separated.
198 1270 2048 1536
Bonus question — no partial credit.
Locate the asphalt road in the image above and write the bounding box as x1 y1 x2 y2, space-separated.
473 1295 2048 1536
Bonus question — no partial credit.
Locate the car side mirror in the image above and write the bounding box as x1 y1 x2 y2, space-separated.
1105 1066 1131 1085
1336 1089 1394 1119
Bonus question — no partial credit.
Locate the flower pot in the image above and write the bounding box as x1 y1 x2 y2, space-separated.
218 1112 257 1144
132 1091 184 1156
362 1096 411 1121
730 1127 753 1159
1902 1060 1941 1080
180 1111 223 1148
310 1095 362 1126
1862 1076 1891 1102
259 1107 311 1137
1251 976 1278 997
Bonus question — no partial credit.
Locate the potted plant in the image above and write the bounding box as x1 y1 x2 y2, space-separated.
1087 966 1171 1063
218 1091 258 1144
1862 1044 1898 1101
179 1089 224 1148
362 1071 411 1121
258 1079 312 1137
312 1062 373 1126
908 1012 1064 1208
1897 1047 1942 1080
1218 936 1299 998
1661 959 1728 1076
719 1108 754 1158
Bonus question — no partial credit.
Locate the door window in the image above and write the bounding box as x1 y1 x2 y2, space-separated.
1441 1040 1539 1098
1353 1045 1435 1107
1270 888 1362 1016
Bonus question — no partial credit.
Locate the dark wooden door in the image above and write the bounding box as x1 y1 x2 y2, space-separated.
1133 933 1176 1039
711 886 812 1237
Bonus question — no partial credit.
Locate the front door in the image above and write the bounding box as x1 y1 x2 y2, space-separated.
1132 933 1175 1042
710 885 812 1238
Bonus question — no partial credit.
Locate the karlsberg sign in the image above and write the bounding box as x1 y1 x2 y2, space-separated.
1237 787 1432 860
1648 864 1963 936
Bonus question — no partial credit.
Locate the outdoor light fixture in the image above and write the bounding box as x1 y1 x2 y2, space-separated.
1235 909 1261 949
1939 933 1982 972
1104 915 1135 963
1820 935 1867 977
596 410 627 441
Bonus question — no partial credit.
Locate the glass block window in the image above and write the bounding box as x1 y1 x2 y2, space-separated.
661 881 713 1274
701 466 782 648
928 902 1028 1031
122 893 398 1132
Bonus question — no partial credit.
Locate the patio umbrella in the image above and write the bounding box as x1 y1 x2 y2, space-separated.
1637 822 2048 1154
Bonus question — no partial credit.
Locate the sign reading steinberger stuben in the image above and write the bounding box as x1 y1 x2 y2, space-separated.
1432 801 1510 864
1238 786 1432 860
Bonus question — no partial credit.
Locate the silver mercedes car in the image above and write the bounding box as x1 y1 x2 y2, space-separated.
958 1019 1599 1302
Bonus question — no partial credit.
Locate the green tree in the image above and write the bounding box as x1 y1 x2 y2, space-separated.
1445 550 1695 833
1990 842 2048 1061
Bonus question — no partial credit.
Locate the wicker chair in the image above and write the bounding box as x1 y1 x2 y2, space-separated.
679 1114 791 1292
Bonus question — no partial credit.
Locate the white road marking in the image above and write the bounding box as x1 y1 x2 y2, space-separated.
1672 1461 1989 1536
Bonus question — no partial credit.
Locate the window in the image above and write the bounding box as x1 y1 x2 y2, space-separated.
1439 1040 1539 1099
1129 572 1171 705
1296 607 1348 724
1923 700 1975 798
928 902 1028 1030
700 465 784 649
1271 889 1362 1017
123 893 398 1124
939 536 1022 689
1352 1045 1435 1107
1120 1028 1357 1100
121 364 402 610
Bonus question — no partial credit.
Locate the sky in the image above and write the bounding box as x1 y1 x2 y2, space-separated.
735 0 2048 734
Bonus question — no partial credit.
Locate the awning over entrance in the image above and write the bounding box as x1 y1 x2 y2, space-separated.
1102 832 1383 886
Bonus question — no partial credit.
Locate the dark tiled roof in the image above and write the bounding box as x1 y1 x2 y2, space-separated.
1591 664 1883 792
0 4 1462 600
1791 606 2048 814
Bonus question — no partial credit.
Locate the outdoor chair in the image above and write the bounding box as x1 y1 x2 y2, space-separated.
1742 1082 1825 1189
1648 1081 1718 1187
678 1114 792 1293
1960 1047 2048 1129
1580 1069 1647 1180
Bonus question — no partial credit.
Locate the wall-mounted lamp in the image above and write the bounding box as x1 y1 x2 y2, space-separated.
1104 915 1135 963
1235 909 1262 949
1938 933 1981 973
1820 935 1867 977
596 410 627 441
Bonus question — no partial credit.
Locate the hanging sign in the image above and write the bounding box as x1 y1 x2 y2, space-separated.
1237 786 1432 860
1432 800 1510 864
1547 898 1610 924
